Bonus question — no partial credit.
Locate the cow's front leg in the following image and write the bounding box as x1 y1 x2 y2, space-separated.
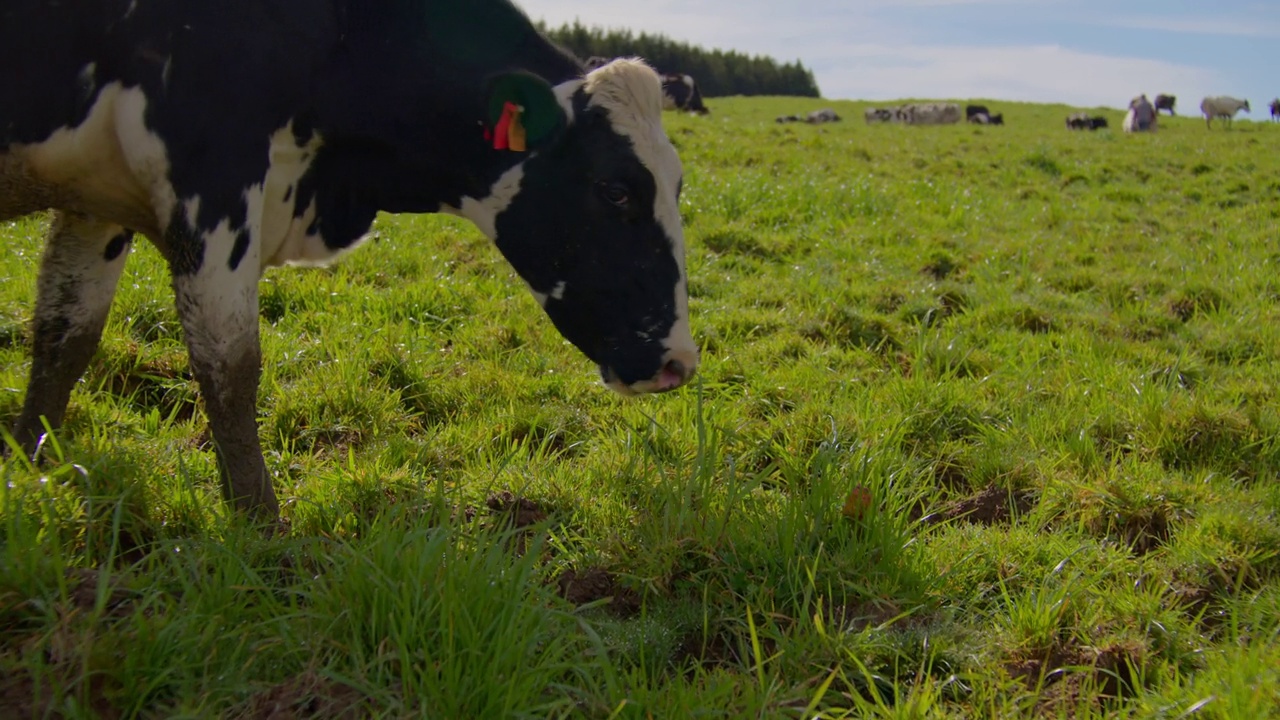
12 212 132 457
167 221 278 521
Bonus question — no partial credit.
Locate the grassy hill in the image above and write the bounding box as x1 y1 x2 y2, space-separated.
3 97 1279 717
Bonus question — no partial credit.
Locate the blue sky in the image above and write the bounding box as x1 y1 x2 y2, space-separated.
520 0 1279 111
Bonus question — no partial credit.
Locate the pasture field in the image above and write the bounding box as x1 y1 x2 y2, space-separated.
3 97 1280 718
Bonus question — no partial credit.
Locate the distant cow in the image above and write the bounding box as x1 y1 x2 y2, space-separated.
1200 96 1250 128
968 112 1004 126
1066 113 1107 130
1123 95 1157 133
1 1 698 520
661 73 709 114
965 104 990 121
1153 94 1176 115
776 114 801 123
900 102 961 125
1271 99 1280 122
807 108 841 124
864 108 894 124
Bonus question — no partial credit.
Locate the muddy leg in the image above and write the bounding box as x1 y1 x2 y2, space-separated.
11 212 132 457
167 222 278 521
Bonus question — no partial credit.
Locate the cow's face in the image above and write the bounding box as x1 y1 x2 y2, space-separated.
460 59 697 395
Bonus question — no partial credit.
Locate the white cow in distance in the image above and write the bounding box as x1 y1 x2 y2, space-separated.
1200 96 1250 128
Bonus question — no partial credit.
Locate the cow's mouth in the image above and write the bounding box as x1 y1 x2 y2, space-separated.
599 357 692 395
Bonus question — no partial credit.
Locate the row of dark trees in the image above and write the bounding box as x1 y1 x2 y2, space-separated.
540 21 821 98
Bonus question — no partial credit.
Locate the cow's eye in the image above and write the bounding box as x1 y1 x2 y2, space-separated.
598 181 630 207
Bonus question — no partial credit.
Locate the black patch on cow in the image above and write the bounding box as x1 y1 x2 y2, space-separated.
228 229 251 271
492 91 678 384
165 219 206 277
283 185 293 203
102 231 133 262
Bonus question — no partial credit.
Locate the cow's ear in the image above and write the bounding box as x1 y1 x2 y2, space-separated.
488 72 564 148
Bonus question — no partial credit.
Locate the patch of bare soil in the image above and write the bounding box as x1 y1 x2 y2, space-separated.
1006 642 1143 715
933 486 1037 526
556 567 640 617
236 671 371 720
486 491 547 528
0 665 121 720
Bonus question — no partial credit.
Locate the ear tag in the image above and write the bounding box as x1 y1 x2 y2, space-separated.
491 101 527 152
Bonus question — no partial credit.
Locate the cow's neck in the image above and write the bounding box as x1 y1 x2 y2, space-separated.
296 0 582 250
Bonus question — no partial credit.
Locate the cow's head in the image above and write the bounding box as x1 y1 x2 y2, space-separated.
458 58 697 395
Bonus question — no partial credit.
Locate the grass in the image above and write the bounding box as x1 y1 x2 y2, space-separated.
3 97 1280 717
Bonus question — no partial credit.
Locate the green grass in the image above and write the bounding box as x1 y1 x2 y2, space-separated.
3 98 1280 717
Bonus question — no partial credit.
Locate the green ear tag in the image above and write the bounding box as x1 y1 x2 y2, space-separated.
488 72 563 147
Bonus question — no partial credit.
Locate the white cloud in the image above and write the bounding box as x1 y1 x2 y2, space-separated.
810 44 1220 108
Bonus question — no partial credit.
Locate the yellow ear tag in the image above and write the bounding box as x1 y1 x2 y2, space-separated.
507 106 527 152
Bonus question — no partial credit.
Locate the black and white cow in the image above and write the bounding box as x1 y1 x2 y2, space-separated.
1153 94 1176 116
660 74 709 114
1 0 698 521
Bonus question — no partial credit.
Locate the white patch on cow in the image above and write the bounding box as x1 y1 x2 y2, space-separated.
15 83 176 236
456 162 525 240
76 63 97 98
172 208 261 386
550 281 567 301
553 79 583 121
254 123 367 268
583 59 696 371
681 75 694 90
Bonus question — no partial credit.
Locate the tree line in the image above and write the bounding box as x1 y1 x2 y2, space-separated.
540 21 821 98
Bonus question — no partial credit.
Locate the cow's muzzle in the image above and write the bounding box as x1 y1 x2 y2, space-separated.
600 347 698 396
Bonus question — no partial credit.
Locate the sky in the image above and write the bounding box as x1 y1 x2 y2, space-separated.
519 0 1279 111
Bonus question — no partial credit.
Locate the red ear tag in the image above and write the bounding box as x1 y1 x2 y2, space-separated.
492 101 519 151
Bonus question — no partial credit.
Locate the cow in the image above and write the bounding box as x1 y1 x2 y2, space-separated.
776 114 801 123
660 74 709 114
807 108 841 124
965 104 990 122
1153 94 1176 115
864 108 894 124
1272 99 1280 122
1123 95 1157 133
1066 113 1107 131
1200 96 1250 128
899 103 961 126
968 112 1003 126
1 0 699 522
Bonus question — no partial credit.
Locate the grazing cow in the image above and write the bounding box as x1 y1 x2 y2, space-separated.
1066 113 1107 131
807 108 841 124
965 104 990 122
968 112 1003 126
775 114 801 123
1153 94 1176 115
1 0 698 521
1200 96 1250 128
1271 99 1280 122
988 113 1004 126
899 103 961 126
864 108 894 124
660 74 709 114
1123 95 1157 133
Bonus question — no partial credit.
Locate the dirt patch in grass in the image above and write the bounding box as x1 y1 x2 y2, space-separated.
485 491 548 529
0 667 121 720
237 670 371 720
933 485 1037 526
1008 641 1144 714
556 567 641 617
